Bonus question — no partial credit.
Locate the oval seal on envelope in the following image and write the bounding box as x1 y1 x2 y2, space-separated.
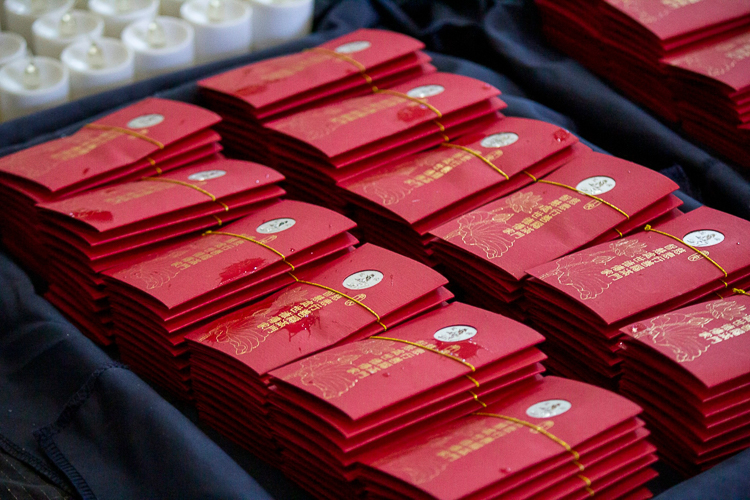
434 325 477 342
342 270 383 290
526 400 572 419
256 218 296 234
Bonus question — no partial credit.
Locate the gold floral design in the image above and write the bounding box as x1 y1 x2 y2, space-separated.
282 352 362 399
506 191 542 213
538 251 615 300
353 167 419 206
609 239 647 257
126 249 190 289
207 287 309 355
444 209 515 260
631 300 746 362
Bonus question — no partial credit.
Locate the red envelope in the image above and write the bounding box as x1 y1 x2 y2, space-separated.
267 303 545 461
199 29 430 119
524 206 750 386
36 158 284 346
0 98 222 275
357 376 654 500
185 243 452 461
619 293 750 474
430 151 680 307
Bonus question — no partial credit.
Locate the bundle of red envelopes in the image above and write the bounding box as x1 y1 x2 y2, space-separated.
430 152 682 318
198 29 435 163
0 98 221 276
338 117 588 265
37 158 284 345
619 293 750 476
265 302 546 498
184 243 452 462
263 72 505 211
665 29 750 168
102 200 357 397
535 0 750 122
358 376 657 500
523 206 750 390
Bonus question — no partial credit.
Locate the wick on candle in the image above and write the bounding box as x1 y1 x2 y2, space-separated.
115 0 132 13
59 11 77 37
22 61 41 89
206 0 225 23
87 41 106 69
146 20 167 48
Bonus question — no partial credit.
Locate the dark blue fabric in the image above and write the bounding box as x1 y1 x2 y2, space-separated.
0 251 280 499
0 0 748 498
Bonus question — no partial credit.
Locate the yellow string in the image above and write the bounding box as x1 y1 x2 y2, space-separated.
309 47 374 85
369 335 486 407
85 123 165 149
734 288 748 296
643 225 728 279
537 179 629 220
369 336 477 372
211 215 223 226
287 273 387 332
311 47 450 142
141 177 229 212
614 228 623 238
472 411 591 493
522 170 538 182
204 230 295 271
441 143 508 180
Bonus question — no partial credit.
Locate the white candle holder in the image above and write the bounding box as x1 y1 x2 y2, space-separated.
0 56 69 121
61 36 134 99
121 16 194 80
0 31 28 66
3 0 76 45
159 0 185 17
181 0 251 65
248 0 312 51
32 9 105 58
88 0 160 37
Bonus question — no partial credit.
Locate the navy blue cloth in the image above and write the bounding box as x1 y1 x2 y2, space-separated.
0 1 748 498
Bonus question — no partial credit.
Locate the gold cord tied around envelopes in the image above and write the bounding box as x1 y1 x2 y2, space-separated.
287 273 388 332
202 227 387 331
472 412 594 497
368 335 485 407
85 123 165 149
440 143 508 180
643 225 728 284
203 230 296 271
141 177 229 212
310 47 450 141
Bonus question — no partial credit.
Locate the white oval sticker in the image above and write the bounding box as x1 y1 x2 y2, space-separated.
187 170 226 181
526 400 572 419
480 132 519 148
334 41 371 54
256 218 296 234
576 176 616 195
127 114 164 128
342 270 383 290
434 325 477 342
683 230 725 248
406 85 445 98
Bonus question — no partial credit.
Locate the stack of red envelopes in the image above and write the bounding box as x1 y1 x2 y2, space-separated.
265 302 546 498
36 158 284 345
101 200 357 397
0 98 221 276
184 243 452 462
535 0 750 122
338 117 588 265
430 152 682 318
619 293 750 475
665 30 750 168
535 0 606 72
358 376 657 500
263 72 505 210
198 29 434 163
523 206 750 390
